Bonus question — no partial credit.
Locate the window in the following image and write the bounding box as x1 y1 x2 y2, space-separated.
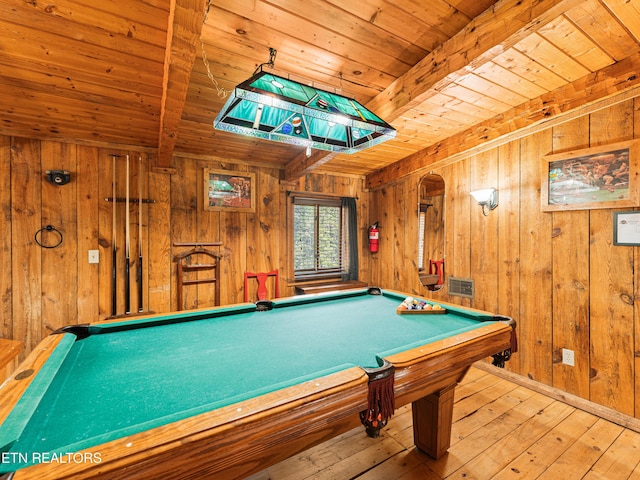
417 207 426 270
292 196 353 280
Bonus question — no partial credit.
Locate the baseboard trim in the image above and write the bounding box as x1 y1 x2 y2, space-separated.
473 361 640 434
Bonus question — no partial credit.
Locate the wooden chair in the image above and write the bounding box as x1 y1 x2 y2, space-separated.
173 247 221 310
244 269 279 302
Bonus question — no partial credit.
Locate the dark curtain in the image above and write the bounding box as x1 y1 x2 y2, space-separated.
342 197 358 280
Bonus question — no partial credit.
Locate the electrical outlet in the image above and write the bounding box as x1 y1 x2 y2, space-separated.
562 348 575 366
88 250 99 264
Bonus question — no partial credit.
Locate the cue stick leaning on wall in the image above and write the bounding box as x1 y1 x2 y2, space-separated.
138 156 143 313
125 154 131 315
111 154 118 317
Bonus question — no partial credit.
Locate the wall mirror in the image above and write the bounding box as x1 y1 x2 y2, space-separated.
418 173 445 291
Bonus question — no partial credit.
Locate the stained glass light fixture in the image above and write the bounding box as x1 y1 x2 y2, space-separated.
214 52 396 154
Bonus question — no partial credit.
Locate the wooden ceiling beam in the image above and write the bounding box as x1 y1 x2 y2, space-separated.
284 0 583 181
155 0 206 170
366 0 584 121
365 51 640 189
284 150 340 180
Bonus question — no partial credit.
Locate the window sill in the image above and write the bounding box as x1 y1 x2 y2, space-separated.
294 280 368 295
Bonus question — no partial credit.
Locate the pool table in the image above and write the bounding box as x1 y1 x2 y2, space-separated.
0 288 515 480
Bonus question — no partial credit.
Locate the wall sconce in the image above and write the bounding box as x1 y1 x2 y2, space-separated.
470 188 498 216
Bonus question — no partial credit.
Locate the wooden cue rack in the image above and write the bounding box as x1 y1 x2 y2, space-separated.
173 243 222 310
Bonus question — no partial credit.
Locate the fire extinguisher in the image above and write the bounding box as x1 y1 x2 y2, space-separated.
369 222 379 253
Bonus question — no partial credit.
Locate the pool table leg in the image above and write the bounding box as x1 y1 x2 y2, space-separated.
411 383 456 459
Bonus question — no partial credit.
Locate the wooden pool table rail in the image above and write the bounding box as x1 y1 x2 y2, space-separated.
0 339 23 384
0 335 63 427
4 366 370 480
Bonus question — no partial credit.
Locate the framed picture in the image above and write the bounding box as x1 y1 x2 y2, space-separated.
613 211 640 246
204 168 256 212
541 139 639 212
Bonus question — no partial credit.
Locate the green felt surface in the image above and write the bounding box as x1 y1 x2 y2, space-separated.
0 289 494 471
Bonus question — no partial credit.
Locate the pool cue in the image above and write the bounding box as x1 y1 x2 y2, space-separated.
125 154 131 314
137 156 143 313
111 154 118 316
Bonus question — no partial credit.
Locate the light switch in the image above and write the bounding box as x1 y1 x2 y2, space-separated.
88 250 99 264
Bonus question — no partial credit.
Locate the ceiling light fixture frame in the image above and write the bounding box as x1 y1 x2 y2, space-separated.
213 51 396 154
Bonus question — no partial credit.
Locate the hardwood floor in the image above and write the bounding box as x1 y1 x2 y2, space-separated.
248 366 640 480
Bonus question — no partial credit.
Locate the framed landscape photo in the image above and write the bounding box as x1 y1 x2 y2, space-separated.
541 139 639 212
204 168 256 213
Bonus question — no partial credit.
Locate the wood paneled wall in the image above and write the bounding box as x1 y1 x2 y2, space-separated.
0 138 370 357
369 98 640 418
2 98 640 420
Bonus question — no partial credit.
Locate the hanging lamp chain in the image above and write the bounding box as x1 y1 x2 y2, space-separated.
200 0 379 100
253 48 277 75
200 0 230 99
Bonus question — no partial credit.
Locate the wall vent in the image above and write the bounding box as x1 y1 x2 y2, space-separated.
448 277 474 298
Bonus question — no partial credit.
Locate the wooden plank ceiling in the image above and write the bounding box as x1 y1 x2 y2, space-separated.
1 0 640 186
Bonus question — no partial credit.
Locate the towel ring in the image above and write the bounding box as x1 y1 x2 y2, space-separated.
34 225 63 249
